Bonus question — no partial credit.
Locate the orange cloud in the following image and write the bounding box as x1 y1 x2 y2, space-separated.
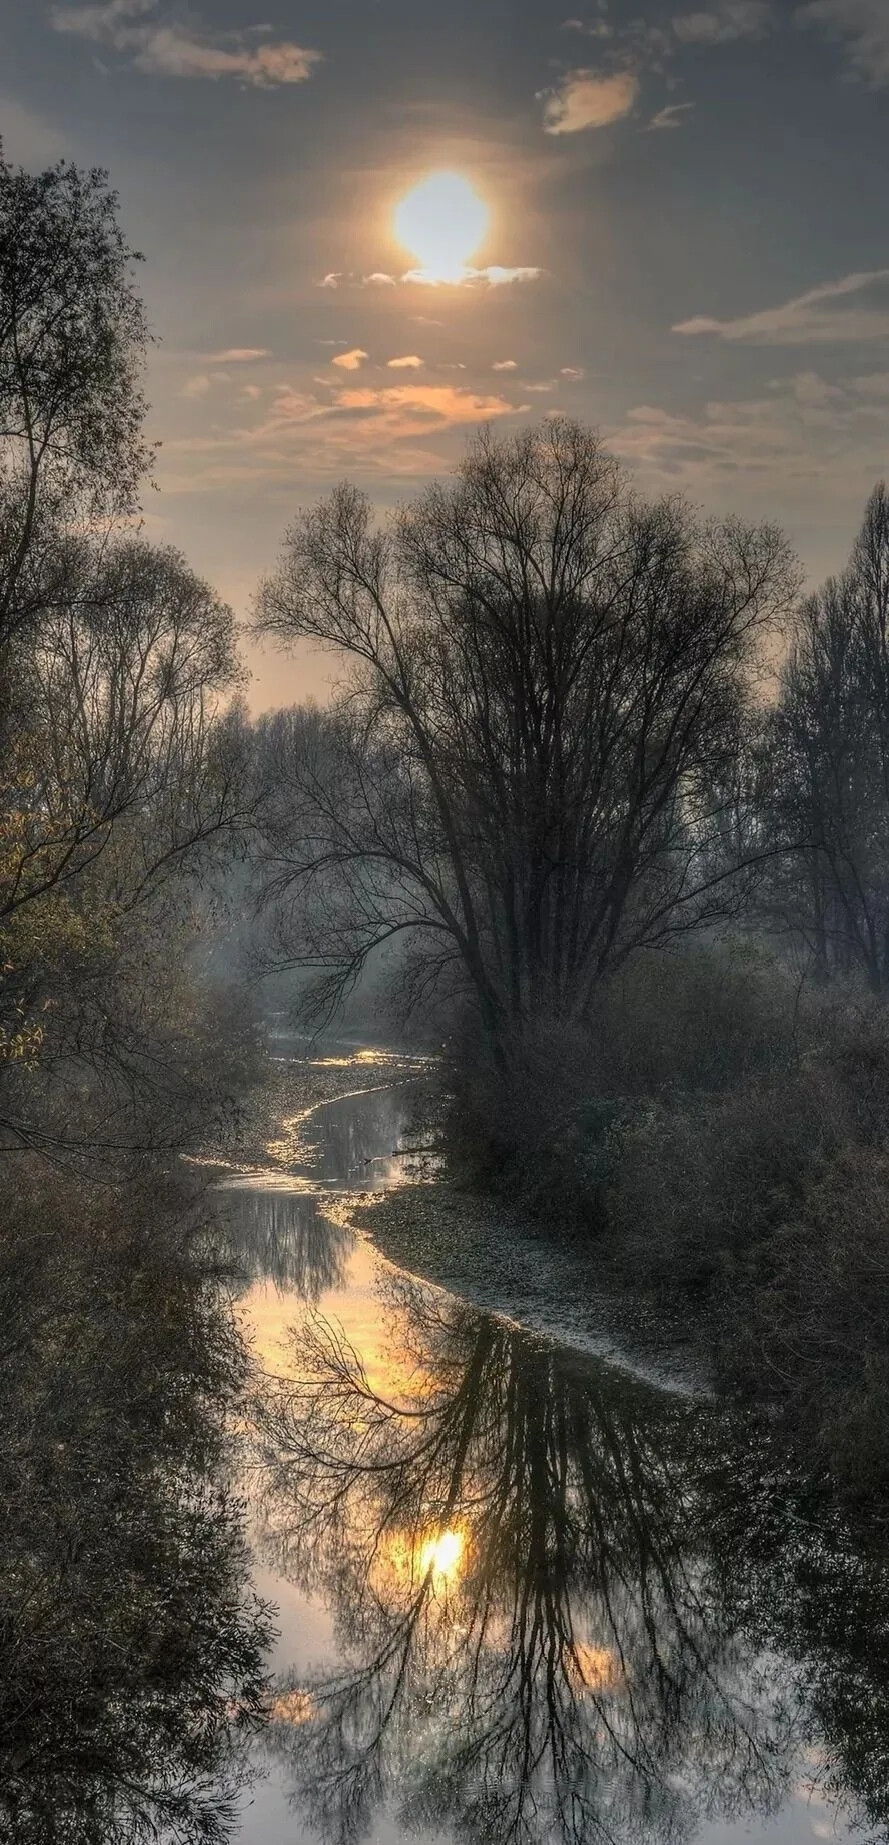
387 355 423 369
542 68 639 132
333 383 522 436
332 348 370 371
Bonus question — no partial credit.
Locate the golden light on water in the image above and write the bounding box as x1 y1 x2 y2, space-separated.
570 1642 624 1694
394 172 489 282
418 1527 465 1582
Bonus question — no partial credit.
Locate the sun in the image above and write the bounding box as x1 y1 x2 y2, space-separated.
394 172 489 283
418 1527 465 1582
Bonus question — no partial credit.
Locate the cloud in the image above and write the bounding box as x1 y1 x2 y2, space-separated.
796 0 889 86
493 359 518 371
200 347 270 363
387 355 423 369
674 269 889 344
50 0 322 85
402 265 543 288
672 2 774 44
332 348 369 371
331 384 523 434
323 267 542 292
541 67 639 132
159 377 526 494
0 96 69 166
648 101 695 128
610 371 889 521
560 366 585 380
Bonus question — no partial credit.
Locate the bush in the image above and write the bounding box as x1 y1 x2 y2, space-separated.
444 943 802 1233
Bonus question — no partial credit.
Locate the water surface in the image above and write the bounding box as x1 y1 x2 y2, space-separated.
221 1061 889 1845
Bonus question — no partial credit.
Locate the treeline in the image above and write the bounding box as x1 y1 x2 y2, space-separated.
0 153 269 1838
0 155 260 1165
249 424 889 1027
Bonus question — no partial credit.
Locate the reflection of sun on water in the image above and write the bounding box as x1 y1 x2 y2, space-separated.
394 171 489 283
269 1688 315 1725
570 1642 624 1694
419 1527 465 1582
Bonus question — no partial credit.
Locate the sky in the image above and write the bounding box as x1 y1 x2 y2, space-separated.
2 0 889 707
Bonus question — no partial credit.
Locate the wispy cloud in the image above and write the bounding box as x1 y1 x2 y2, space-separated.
331 348 369 371
648 101 695 128
492 359 518 371
796 0 889 86
160 378 526 493
674 269 889 344
672 2 774 45
200 346 270 362
331 383 524 433
541 67 639 132
611 370 889 522
50 0 322 85
387 355 423 369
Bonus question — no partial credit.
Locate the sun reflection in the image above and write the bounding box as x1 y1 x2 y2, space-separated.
268 1688 316 1725
569 1642 624 1694
418 1527 465 1582
394 172 488 283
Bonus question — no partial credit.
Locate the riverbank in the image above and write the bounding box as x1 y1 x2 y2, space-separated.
233 1025 889 1512
439 985 889 1516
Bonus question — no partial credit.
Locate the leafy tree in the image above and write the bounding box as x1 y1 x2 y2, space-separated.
0 152 149 649
0 153 255 1155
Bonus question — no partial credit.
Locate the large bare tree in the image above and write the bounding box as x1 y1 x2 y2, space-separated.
254 420 798 1038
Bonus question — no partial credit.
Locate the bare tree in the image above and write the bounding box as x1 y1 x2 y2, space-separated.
254 420 798 1038
763 483 889 994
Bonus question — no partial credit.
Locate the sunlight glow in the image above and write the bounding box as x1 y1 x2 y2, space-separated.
419 1527 465 1581
394 172 489 283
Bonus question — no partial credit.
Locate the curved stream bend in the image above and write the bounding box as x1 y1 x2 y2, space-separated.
217 1062 889 1845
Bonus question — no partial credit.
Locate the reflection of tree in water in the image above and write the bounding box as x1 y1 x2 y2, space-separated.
0 1174 274 1845
699 1422 889 1837
298 1084 414 1189
219 1187 353 1300
256 1279 801 1845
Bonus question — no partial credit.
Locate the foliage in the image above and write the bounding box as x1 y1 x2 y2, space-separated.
0 150 255 1159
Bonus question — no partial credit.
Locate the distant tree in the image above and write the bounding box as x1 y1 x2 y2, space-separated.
254 420 798 1040
763 483 889 994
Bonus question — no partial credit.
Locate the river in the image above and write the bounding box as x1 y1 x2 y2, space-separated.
214 1046 889 1845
